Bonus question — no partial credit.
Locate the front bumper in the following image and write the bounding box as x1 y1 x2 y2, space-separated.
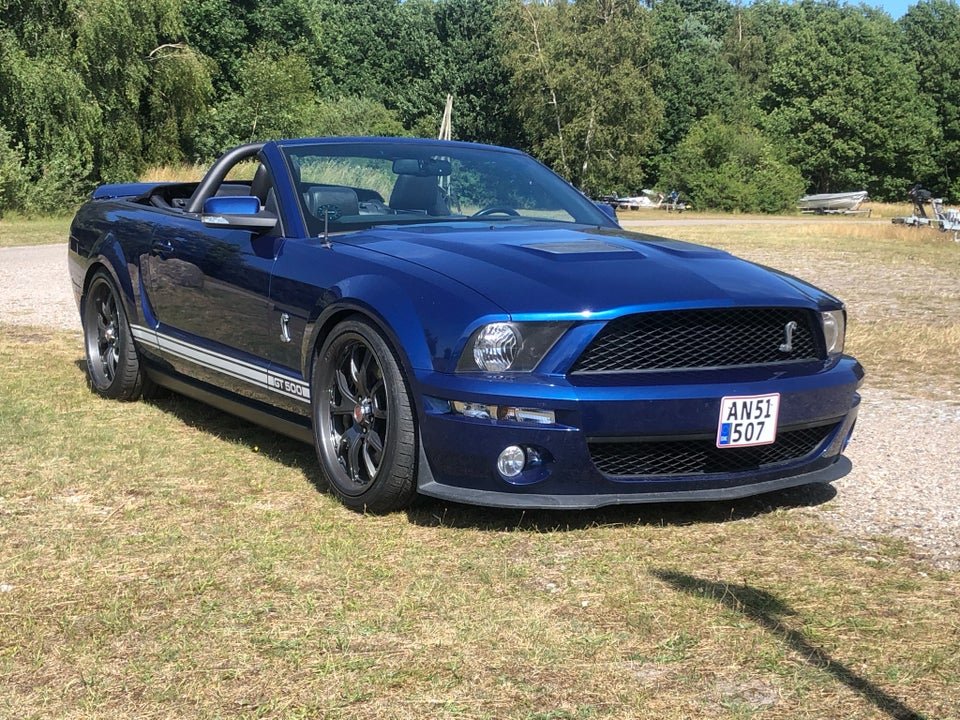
413 358 863 509
417 452 853 509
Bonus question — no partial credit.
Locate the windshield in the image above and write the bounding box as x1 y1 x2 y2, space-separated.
279 140 612 234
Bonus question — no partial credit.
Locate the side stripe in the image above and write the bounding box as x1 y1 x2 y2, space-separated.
131 323 311 404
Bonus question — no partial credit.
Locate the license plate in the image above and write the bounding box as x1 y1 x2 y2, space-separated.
716 393 780 448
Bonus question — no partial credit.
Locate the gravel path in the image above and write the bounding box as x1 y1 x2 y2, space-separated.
2 243 958 570
833 392 960 569
0 244 80 333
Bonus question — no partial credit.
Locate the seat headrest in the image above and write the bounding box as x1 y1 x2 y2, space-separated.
304 186 359 221
389 175 449 216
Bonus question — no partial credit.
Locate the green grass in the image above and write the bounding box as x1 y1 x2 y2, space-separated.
0 215 72 248
1 328 958 719
2 215 959 718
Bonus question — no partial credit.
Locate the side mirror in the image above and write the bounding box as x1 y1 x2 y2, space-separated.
594 201 618 222
201 196 277 231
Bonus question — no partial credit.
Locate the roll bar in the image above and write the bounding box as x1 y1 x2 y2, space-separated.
185 142 266 214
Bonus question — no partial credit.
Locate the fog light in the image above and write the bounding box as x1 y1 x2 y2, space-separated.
497 445 526 478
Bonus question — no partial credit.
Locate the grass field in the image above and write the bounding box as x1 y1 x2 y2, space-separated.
1 214 959 718
0 215 72 248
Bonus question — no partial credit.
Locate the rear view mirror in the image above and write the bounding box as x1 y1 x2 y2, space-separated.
392 158 452 177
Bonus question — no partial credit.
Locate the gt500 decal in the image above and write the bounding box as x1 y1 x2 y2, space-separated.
132 324 311 404
268 373 310 400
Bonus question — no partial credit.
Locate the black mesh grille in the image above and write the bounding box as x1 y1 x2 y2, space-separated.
571 308 822 373
589 423 838 477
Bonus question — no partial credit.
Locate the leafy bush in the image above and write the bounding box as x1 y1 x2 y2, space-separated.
661 115 806 213
0 125 25 216
308 97 407 138
21 150 93 216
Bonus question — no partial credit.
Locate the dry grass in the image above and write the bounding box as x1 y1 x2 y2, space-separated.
2 215 960 718
139 162 259 183
616 201 913 222
138 164 209 183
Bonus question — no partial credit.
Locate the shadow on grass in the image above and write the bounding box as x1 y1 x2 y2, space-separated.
145 391 321 477
651 569 927 720
73 357 322 484
75 359 838 530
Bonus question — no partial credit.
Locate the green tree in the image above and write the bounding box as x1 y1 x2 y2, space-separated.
0 6 100 211
721 0 804 97
307 0 408 103
193 48 318 154
183 0 318 89
143 45 215 165
760 3 938 199
901 0 960 199
5 45 100 212
0 124 25 215
304 0 505 141
650 0 739 172
0 0 214 209
429 0 516 145
500 0 661 195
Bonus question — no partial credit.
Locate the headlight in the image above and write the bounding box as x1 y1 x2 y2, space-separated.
821 309 845 354
473 322 519 372
458 321 571 372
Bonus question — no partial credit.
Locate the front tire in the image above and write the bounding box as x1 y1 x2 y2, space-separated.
82 271 150 400
312 318 418 512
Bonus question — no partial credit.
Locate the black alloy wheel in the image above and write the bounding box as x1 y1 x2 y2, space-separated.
82 271 150 401
312 318 417 512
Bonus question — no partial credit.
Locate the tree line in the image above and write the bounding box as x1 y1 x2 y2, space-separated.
1 0 958 216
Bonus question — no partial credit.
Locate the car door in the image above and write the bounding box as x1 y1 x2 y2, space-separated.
259 237 328 415
141 214 282 402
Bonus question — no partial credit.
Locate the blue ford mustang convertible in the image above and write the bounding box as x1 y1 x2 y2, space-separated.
68 137 864 512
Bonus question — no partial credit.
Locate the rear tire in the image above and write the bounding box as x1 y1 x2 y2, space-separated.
82 271 150 400
312 318 418 512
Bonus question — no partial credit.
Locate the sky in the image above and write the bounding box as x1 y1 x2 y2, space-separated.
875 0 911 17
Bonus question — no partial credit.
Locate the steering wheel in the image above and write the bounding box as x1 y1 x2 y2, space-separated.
473 205 520 217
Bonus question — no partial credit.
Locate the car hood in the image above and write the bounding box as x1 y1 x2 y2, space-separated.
346 221 836 316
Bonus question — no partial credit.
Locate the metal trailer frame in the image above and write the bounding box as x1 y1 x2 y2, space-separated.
893 199 960 240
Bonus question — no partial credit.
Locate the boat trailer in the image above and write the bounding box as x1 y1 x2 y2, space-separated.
892 198 960 241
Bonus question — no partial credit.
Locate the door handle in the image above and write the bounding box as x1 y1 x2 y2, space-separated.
151 238 175 257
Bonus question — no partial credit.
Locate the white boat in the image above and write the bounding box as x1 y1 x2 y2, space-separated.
798 190 869 213
616 189 663 210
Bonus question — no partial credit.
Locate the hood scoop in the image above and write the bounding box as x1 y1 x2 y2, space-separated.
521 239 640 257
